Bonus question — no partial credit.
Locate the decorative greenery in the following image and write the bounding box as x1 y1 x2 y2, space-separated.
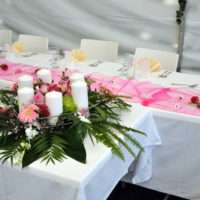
176 0 187 25
0 77 146 168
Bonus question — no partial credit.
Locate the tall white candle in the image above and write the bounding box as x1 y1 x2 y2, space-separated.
69 73 84 83
37 69 52 84
18 75 33 88
17 87 34 111
71 80 88 110
45 91 63 125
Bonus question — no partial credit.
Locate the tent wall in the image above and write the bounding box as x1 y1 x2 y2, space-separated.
0 0 199 74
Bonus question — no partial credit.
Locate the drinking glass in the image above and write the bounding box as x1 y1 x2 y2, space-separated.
48 47 60 69
117 53 135 79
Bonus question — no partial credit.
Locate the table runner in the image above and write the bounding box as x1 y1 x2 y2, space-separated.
0 61 200 116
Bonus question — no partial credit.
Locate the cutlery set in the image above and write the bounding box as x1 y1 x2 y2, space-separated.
159 70 172 78
117 64 129 72
89 60 103 67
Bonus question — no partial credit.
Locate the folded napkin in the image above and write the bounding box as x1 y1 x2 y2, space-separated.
137 58 161 72
12 41 26 54
71 49 88 62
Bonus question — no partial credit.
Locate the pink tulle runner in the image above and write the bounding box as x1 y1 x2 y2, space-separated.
0 61 62 83
0 61 200 116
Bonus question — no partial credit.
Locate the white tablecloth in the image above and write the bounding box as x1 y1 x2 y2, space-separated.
1 55 200 200
123 110 200 200
0 107 161 200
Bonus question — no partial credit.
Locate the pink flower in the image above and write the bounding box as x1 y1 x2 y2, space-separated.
48 84 60 92
33 91 45 105
11 83 18 91
59 82 69 93
0 107 6 114
15 69 23 74
79 108 88 116
40 83 50 94
18 104 39 123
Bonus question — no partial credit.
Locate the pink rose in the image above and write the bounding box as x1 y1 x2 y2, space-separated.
40 83 50 94
33 91 45 105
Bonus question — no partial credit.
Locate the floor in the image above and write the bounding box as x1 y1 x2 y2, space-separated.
107 182 188 200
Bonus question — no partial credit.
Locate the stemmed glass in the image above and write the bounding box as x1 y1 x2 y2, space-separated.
0 42 11 59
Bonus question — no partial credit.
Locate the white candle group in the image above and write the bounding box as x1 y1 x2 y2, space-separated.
45 91 63 125
71 80 88 111
37 69 52 84
18 75 33 88
17 87 34 111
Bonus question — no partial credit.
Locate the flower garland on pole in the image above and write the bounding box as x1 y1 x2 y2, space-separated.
0 69 146 168
176 0 187 72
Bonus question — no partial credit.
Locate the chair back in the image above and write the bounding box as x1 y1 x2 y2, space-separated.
80 39 118 62
19 34 49 53
134 48 179 71
0 30 12 45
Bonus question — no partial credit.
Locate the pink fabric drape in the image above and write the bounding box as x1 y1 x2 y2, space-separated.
0 61 200 116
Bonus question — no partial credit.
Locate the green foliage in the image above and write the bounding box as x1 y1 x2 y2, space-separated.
176 0 187 25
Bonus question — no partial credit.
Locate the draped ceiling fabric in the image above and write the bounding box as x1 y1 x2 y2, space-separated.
0 0 199 74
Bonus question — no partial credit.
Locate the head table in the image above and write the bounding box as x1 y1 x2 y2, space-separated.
0 54 200 200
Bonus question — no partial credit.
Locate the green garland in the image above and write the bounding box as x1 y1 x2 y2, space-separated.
0 85 146 168
176 0 187 25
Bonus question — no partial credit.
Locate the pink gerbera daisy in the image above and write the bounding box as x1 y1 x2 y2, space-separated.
18 104 39 123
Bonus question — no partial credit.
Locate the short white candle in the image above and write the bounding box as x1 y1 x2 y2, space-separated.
18 75 33 88
37 69 52 84
17 87 34 111
69 73 84 83
71 80 88 110
45 91 63 125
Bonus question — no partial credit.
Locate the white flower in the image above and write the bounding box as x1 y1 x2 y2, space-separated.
32 121 41 130
25 126 38 140
78 115 91 124
0 101 6 108
174 104 181 109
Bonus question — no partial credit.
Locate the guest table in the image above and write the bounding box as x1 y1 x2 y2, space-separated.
0 54 200 200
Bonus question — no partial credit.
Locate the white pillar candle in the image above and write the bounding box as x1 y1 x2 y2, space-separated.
17 87 34 111
18 75 33 88
71 80 88 111
37 69 52 84
45 91 63 125
69 73 84 83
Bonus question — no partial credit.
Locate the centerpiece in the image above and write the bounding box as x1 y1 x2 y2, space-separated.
0 68 145 168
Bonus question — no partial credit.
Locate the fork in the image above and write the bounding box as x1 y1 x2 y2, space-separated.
171 83 198 88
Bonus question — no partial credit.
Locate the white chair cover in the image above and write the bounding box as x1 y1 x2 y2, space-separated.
134 48 179 71
80 39 118 62
19 34 49 54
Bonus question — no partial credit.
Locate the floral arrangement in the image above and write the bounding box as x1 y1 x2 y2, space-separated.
0 69 145 168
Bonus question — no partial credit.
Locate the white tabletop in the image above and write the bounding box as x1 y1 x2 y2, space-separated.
1 54 200 200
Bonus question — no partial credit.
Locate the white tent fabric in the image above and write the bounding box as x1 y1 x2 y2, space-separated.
0 0 199 74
